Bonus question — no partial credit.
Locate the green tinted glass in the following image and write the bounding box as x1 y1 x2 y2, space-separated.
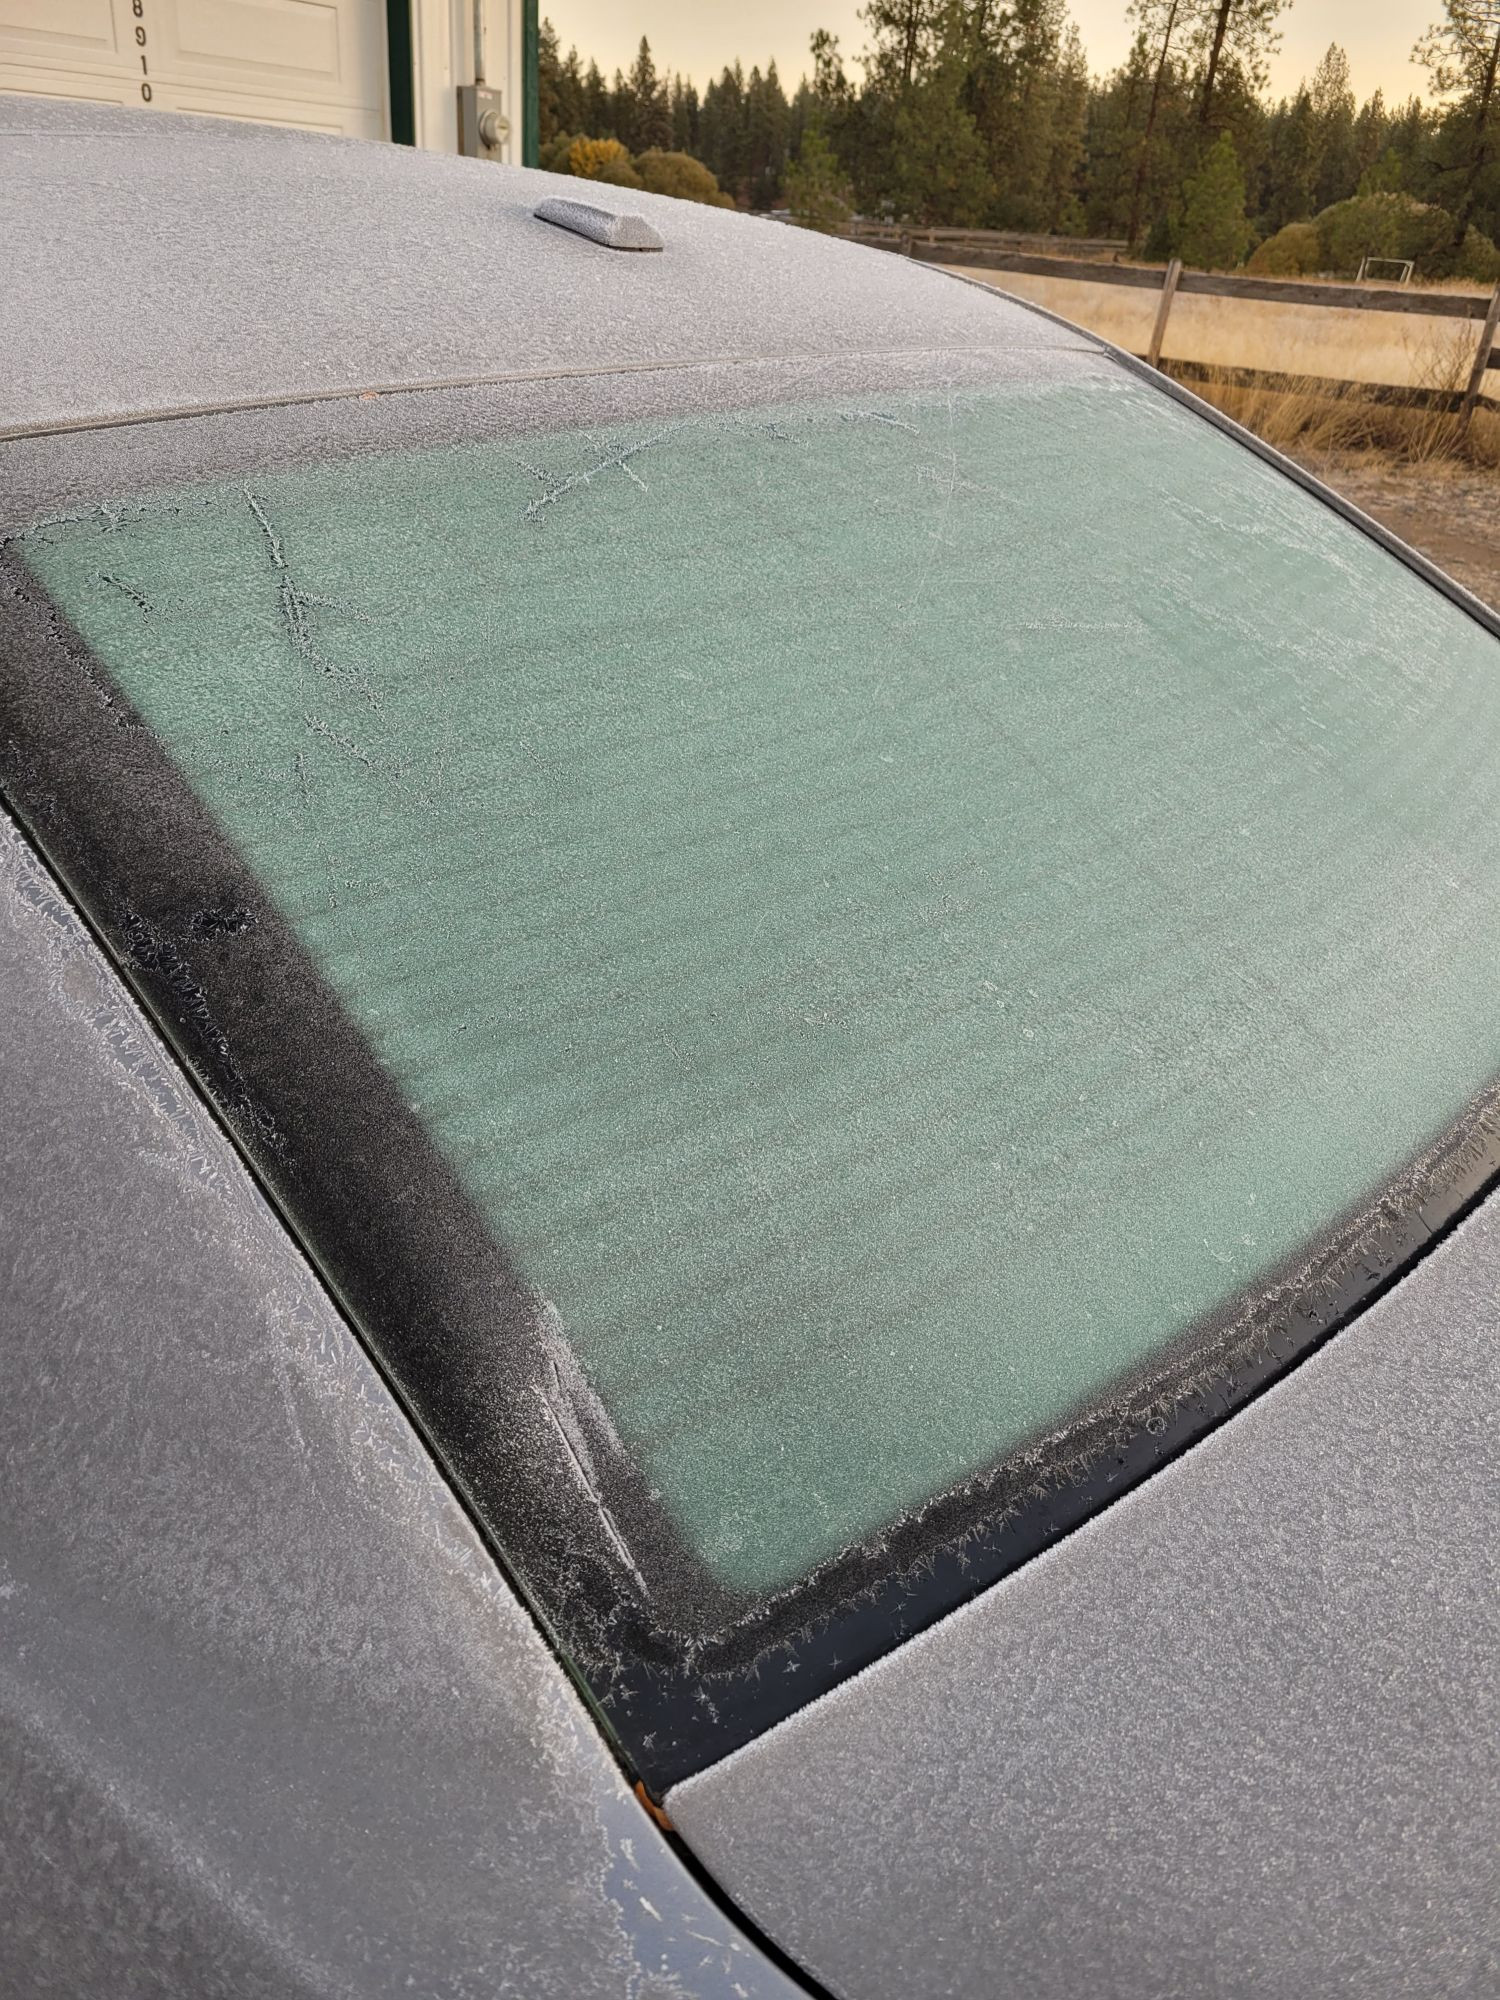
21 379 1500 1595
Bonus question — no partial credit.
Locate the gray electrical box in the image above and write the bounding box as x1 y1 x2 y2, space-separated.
457 85 509 161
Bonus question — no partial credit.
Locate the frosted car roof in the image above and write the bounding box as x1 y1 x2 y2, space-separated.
0 96 1086 439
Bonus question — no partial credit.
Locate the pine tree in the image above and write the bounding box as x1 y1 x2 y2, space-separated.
537 21 587 146
555 44 586 137
1124 0 1190 246
785 122 855 232
531 13 1454 272
744 62 791 209
1264 88 1318 225
537 17 564 147
699 66 749 198
624 37 672 154
1179 127 1252 264
1082 34 1155 236
581 61 608 138
1194 0 1288 131
1415 0 1500 247
609 70 631 148
1309 44 1358 209
862 0 944 94
807 29 887 213
957 0 1073 230
1352 89 1391 185
1044 26 1092 230
787 77 817 164
669 76 700 155
889 57 994 224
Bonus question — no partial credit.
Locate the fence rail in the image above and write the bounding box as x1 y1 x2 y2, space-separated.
850 222 1129 261
861 235 1500 411
895 239 1497 319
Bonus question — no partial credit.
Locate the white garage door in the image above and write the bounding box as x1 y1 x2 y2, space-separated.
0 0 389 138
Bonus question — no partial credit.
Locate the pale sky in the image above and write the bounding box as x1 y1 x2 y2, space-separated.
551 0 1438 108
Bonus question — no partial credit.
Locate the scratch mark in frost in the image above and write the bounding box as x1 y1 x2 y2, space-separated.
244 485 286 569
534 1387 649 1594
840 409 920 434
304 711 374 768
245 487 380 707
523 430 676 520
96 571 152 617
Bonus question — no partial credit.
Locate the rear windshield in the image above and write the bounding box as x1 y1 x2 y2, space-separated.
9 371 1500 1781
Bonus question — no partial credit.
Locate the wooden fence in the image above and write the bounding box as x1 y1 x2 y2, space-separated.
857 230 1500 417
850 222 1130 261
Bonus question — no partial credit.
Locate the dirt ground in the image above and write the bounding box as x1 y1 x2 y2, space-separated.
1295 452 1499 612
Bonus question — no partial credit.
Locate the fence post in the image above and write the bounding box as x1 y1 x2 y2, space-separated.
1456 280 1500 442
1146 258 1183 370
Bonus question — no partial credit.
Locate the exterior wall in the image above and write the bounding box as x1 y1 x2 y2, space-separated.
0 0 518 155
410 0 515 159
0 0 391 137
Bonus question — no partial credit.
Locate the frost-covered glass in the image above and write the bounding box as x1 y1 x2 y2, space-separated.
20 378 1500 1594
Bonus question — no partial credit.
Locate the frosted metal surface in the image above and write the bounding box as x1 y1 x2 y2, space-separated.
0 95 1082 436
0 811 806 2000
18 376 1500 1601
533 196 666 251
668 1196 1500 2000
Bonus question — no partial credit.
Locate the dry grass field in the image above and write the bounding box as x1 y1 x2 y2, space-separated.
970 265 1498 403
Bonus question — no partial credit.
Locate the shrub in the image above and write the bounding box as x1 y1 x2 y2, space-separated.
539 131 578 175
1316 192 1406 273
1454 228 1500 283
633 149 734 208
1313 193 1500 282
567 137 642 189
1247 221 1323 276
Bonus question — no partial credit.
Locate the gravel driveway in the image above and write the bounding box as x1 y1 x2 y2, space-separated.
1303 452 1499 614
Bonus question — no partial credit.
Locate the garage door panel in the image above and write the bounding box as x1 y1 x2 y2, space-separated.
162 0 341 87
0 75 134 102
171 86 379 133
0 0 385 124
0 0 119 56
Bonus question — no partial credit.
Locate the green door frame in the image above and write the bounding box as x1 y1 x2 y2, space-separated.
385 0 535 158
385 0 415 146
522 0 539 165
